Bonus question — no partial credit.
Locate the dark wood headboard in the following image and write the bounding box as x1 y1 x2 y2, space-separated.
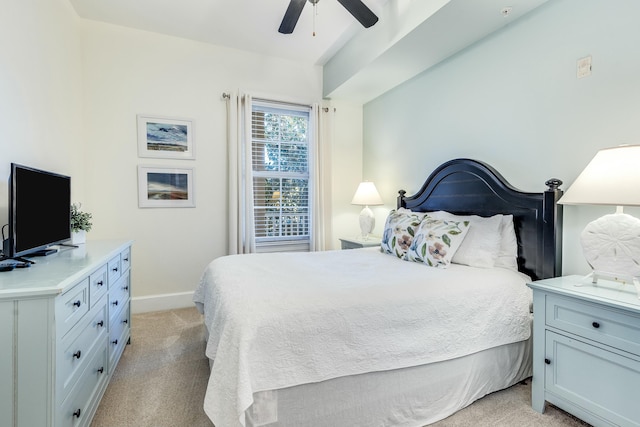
397 158 563 281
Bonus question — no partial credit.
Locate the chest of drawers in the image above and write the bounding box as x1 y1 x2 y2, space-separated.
0 240 132 427
528 275 640 427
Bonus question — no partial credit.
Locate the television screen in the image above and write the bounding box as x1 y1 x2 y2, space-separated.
8 163 71 258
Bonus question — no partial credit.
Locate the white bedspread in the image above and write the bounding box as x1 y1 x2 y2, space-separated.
193 248 533 427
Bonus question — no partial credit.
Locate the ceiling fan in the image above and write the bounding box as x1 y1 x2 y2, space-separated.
278 0 379 34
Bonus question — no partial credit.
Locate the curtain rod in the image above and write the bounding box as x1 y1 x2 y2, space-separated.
221 92 334 112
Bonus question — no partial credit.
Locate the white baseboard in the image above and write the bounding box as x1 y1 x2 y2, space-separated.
131 291 195 314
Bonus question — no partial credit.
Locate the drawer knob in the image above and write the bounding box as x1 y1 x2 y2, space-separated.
112 267 119 272
97 320 104 328
544 358 551 365
73 350 82 359
97 367 104 374
73 300 81 308
73 409 81 418
592 321 600 329
123 286 129 291
112 300 119 306
97 280 104 287
112 339 118 345
124 257 129 262
123 319 128 324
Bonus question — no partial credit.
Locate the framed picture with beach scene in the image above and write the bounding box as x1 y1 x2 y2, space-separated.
138 165 195 208
137 115 195 159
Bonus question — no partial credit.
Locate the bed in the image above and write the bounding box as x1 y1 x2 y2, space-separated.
193 158 564 427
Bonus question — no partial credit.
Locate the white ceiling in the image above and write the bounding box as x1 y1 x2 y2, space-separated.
69 0 390 65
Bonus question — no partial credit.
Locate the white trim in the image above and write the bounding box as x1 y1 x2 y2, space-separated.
131 291 195 314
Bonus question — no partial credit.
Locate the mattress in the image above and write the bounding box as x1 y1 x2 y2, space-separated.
194 247 533 426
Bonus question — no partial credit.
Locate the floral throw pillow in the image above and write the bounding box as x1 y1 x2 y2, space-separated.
381 209 424 259
406 216 471 268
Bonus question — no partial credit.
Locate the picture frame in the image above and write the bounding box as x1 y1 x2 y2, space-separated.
138 166 195 208
137 115 195 159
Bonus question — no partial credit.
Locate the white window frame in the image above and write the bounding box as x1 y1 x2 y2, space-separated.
251 99 314 253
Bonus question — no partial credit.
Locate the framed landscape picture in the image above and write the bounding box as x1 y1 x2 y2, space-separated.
137 115 195 159
138 166 195 208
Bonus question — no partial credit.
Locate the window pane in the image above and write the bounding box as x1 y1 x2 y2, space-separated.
251 101 311 246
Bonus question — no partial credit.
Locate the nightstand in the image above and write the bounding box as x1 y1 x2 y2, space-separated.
339 237 381 250
528 275 640 426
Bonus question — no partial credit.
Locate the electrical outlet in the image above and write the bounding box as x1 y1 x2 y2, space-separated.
577 55 592 78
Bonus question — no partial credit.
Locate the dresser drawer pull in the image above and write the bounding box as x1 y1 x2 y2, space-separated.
112 300 119 306
112 339 118 345
123 319 128 325
97 280 104 287
112 267 119 273
592 321 600 329
544 358 551 365
123 285 129 291
124 257 129 262
73 300 82 308
97 320 104 328
97 367 104 374
73 409 81 418
73 350 82 359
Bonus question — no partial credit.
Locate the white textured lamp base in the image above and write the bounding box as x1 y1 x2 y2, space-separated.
358 206 375 240
578 212 640 298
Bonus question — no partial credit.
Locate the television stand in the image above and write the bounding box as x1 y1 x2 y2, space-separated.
28 248 58 257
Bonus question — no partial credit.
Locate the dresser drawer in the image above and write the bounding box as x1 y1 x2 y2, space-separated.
89 265 108 308
546 294 640 356
57 278 90 337
108 254 122 284
58 300 108 400
58 344 108 427
109 304 130 367
120 247 131 274
108 274 130 318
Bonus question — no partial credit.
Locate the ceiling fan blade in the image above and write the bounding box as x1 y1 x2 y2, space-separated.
337 0 379 28
279 0 307 34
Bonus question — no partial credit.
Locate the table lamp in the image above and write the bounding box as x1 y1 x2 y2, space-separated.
351 181 383 240
558 144 640 297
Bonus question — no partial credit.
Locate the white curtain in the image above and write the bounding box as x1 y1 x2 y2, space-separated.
310 103 333 251
226 92 255 255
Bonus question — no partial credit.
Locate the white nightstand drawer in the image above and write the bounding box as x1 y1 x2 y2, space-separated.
546 293 640 356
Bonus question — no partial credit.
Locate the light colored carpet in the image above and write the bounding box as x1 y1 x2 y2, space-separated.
91 307 591 427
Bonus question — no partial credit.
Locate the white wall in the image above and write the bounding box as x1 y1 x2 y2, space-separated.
362 0 640 276
0 0 85 223
80 21 323 304
326 100 367 247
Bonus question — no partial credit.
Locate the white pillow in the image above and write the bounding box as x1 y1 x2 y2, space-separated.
495 215 519 271
405 215 470 268
428 211 503 268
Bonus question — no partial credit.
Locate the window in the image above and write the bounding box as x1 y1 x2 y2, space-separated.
251 100 312 252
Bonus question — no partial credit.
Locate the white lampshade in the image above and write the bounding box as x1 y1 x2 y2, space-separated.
559 144 640 298
559 145 640 206
351 182 383 206
351 181 383 240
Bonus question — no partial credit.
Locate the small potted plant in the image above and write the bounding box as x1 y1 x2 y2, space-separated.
70 203 93 244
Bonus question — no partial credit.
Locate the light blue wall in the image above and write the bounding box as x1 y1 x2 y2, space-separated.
363 0 640 276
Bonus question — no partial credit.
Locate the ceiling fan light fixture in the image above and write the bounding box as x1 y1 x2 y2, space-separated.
278 0 378 35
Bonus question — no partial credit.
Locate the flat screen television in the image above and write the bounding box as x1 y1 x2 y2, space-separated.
6 163 71 258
